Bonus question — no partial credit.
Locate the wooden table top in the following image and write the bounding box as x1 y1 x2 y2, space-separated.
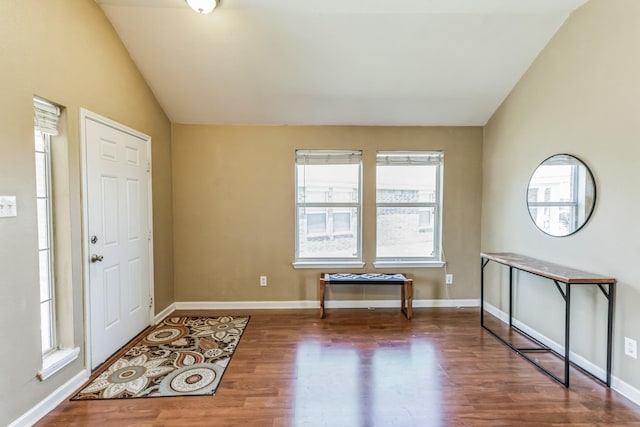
481 252 616 284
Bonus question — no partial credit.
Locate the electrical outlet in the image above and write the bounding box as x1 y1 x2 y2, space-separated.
625 337 637 359
260 276 267 287
445 274 453 285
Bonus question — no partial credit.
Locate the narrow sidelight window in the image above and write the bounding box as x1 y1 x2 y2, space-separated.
34 97 60 355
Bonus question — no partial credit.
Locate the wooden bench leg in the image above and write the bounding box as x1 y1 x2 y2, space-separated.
404 279 413 320
319 277 326 319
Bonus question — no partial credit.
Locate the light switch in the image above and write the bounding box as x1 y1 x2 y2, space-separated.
0 196 17 218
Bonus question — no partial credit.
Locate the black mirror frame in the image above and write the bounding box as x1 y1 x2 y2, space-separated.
526 153 597 237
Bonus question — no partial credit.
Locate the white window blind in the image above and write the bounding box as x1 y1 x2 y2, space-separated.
34 97 61 136
296 150 362 165
376 151 443 166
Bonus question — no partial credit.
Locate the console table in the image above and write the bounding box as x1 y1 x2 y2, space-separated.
480 252 615 388
319 273 413 319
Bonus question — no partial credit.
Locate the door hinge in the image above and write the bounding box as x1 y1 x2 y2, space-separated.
148 230 152 241
147 160 151 173
149 297 153 308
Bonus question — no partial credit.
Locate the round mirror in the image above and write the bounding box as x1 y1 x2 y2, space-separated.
527 154 596 237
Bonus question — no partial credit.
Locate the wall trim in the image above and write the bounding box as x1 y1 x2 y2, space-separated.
612 377 640 408
483 302 640 407
9 369 88 427
415 299 479 308
172 299 479 311
154 302 177 324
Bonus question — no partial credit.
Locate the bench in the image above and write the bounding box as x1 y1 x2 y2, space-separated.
319 273 413 319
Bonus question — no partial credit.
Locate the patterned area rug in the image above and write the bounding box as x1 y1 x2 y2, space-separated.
71 316 249 400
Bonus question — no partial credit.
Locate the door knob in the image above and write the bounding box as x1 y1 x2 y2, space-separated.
90 254 104 263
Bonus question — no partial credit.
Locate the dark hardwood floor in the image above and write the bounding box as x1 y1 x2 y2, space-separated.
37 307 640 426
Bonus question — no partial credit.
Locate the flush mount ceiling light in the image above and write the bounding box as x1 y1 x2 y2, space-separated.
186 0 218 14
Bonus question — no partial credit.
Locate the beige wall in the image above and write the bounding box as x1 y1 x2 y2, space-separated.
0 1 173 424
172 125 482 303
483 0 640 390
7 0 639 423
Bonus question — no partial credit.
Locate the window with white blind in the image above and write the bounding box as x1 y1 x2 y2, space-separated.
375 151 444 267
294 150 363 268
33 97 80 381
34 97 60 356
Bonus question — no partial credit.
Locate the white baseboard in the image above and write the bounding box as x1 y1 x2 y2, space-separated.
483 302 640 407
9 369 88 427
415 299 479 308
154 302 177 324
173 299 479 311
612 377 640 407
175 300 318 310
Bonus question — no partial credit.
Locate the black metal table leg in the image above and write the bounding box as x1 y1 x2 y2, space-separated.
564 283 571 387
509 266 513 328
606 283 614 386
481 257 485 327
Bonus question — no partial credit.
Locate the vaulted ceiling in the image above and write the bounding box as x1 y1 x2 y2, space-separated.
97 0 588 126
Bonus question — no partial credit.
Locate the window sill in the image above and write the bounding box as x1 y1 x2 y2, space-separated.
292 261 365 269
373 260 445 268
37 347 80 381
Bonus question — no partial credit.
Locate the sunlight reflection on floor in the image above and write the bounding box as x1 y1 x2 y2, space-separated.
293 338 443 427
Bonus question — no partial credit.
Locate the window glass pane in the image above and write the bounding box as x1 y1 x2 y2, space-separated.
531 206 576 236
40 302 53 354
376 165 436 203
304 190 327 203
418 208 432 231
331 189 357 203
35 152 48 198
39 249 51 301
297 164 359 203
307 211 327 235
333 211 351 234
527 164 576 203
35 130 45 152
376 207 435 258
298 207 359 259
37 198 50 250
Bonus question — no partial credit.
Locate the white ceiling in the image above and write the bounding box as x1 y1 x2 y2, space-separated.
97 0 588 126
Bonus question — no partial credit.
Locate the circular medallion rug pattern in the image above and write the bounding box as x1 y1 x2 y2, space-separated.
71 316 249 400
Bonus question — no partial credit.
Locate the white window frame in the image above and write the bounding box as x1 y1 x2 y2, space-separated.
293 150 364 269
34 96 80 381
35 129 56 356
374 151 444 268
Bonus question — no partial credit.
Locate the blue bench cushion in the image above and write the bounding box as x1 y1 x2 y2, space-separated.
324 273 407 284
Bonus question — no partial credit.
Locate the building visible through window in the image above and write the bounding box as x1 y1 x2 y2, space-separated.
294 150 362 263
375 151 443 263
527 157 586 236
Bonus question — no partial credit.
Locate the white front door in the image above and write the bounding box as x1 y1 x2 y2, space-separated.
83 113 152 370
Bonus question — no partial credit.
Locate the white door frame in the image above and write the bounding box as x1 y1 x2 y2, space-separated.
80 108 155 371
